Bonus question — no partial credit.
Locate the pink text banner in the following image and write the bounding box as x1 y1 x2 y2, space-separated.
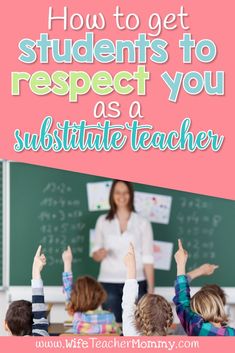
0 336 235 353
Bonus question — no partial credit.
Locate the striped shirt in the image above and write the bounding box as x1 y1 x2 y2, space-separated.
173 275 235 336
32 279 49 336
62 272 119 334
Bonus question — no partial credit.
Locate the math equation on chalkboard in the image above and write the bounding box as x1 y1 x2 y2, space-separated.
38 182 86 266
175 197 222 271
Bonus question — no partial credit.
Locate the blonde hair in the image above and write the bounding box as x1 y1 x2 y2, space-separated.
134 294 173 336
191 289 228 324
202 284 226 305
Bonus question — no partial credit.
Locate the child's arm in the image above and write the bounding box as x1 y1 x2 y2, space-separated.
173 239 204 336
62 246 73 304
141 219 154 294
187 263 219 282
32 245 49 336
122 243 139 336
124 242 136 280
144 264 154 294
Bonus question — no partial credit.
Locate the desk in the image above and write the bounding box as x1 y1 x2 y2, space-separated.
49 323 71 336
48 323 121 336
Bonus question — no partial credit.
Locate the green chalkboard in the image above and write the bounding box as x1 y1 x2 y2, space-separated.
0 161 3 287
10 162 235 287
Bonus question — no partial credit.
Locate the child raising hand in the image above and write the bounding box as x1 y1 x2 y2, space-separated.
173 239 235 336
122 243 173 336
5 245 49 336
62 246 119 334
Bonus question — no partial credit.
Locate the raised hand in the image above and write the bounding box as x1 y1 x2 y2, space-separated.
32 245 46 280
174 239 188 276
124 243 136 279
62 246 73 272
198 263 219 276
187 263 219 281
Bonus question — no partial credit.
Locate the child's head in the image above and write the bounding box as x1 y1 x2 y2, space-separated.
67 276 107 314
201 284 227 306
191 288 228 324
5 300 32 336
134 294 173 336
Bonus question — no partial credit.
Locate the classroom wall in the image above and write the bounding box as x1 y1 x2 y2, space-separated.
0 292 8 336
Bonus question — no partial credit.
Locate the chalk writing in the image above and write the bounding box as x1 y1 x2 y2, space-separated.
38 182 85 266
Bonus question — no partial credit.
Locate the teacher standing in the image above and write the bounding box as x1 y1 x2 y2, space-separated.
92 180 154 323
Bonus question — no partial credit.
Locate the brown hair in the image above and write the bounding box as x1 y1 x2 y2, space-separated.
106 180 135 220
191 289 228 324
134 294 173 336
201 284 226 306
67 276 107 314
5 300 32 336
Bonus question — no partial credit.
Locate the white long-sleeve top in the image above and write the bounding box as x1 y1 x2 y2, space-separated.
122 279 140 336
93 212 154 283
